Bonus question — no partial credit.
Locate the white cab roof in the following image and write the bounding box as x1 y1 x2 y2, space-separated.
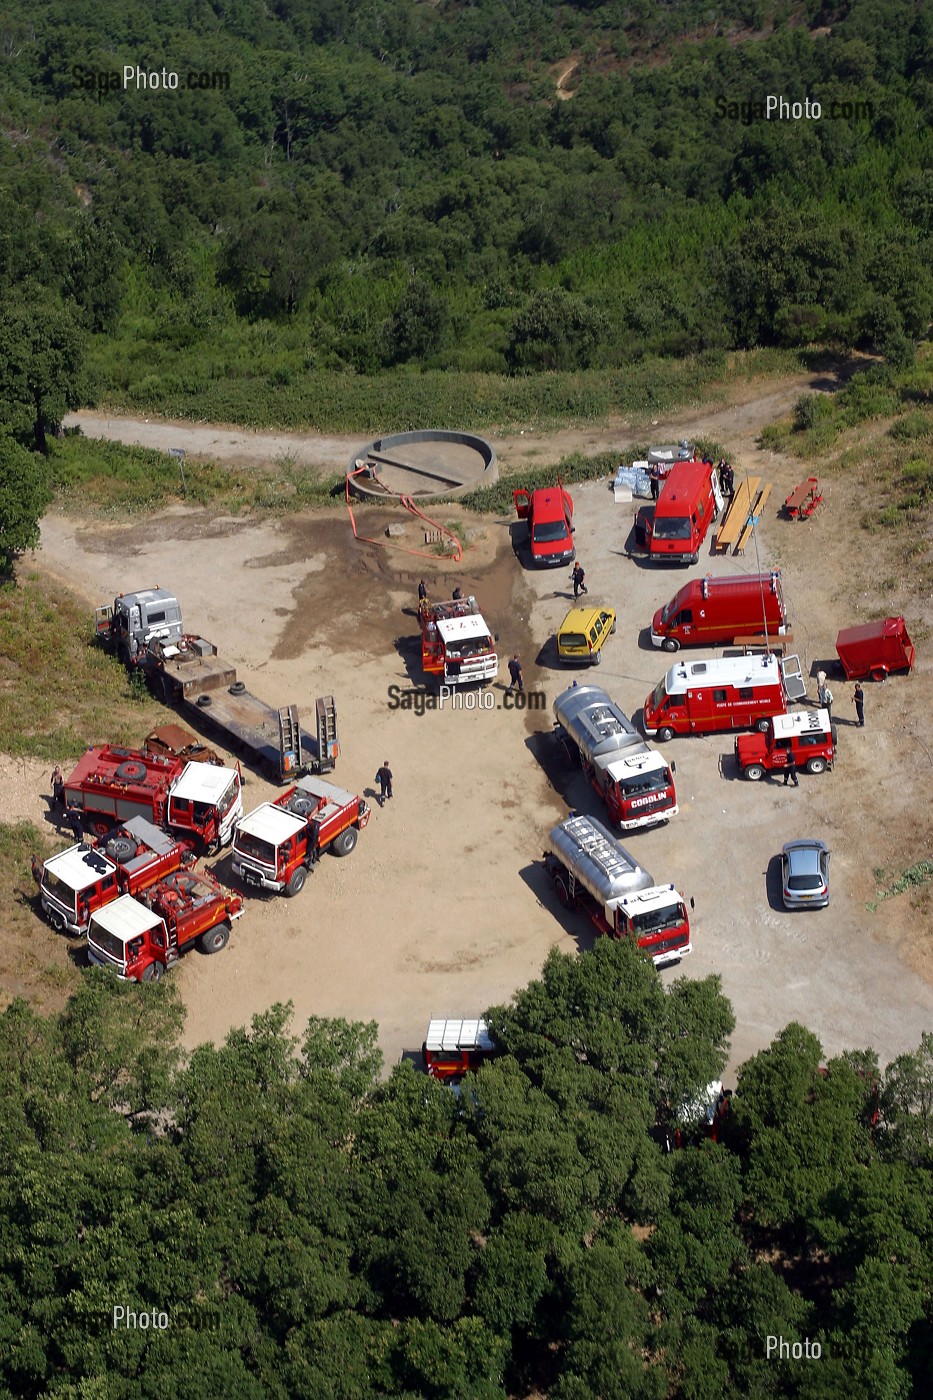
617 883 681 912
425 1018 494 1053
435 615 490 644
89 894 163 943
772 708 831 737
171 762 238 803
604 749 666 780
235 802 306 844
44 844 116 892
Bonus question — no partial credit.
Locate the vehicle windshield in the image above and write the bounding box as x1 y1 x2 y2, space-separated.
41 869 77 913
649 679 667 712
235 832 276 866
532 521 570 543
447 635 493 658
560 632 587 649
660 598 679 624
218 777 240 818
619 769 670 797
631 902 686 937
652 516 692 541
88 927 126 964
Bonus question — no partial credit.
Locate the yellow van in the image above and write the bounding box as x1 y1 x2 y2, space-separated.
557 606 617 665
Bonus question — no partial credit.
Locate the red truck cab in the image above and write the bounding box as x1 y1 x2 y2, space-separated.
87 870 243 981
422 1019 497 1081
514 483 575 567
735 709 835 780
37 815 196 937
232 775 370 896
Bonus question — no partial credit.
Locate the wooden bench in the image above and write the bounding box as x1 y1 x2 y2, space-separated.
734 482 772 554
715 477 760 551
733 632 794 656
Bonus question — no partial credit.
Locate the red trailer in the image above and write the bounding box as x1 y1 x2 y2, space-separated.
835 617 915 681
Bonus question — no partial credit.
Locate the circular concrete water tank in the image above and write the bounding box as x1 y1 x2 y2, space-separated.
347 429 497 501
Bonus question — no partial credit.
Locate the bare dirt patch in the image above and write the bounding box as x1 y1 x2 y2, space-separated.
8 376 931 1081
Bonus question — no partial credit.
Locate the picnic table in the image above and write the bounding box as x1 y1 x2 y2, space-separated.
784 477 823 520
715 477 760 551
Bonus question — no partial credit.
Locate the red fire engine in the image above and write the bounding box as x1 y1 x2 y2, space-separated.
419 597 498 687
87 869 244 981
35 815 196 938
232 775 370 896
422 1019 497 1081
63 746 242 849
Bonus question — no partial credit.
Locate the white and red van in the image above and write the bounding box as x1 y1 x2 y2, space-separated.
643 652 807 740
651 572 789 652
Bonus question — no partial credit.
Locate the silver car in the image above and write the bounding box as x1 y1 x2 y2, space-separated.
781 839 830 910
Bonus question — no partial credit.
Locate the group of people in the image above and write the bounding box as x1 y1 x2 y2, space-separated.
717 459 735 499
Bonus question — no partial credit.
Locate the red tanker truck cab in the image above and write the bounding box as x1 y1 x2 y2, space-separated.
422 1019 497 1082
639 459 721 565
643 652 807 740
37 815 196 938
63 746 241 851
735 709 835 780
232 775 370 896
651 571 788 652
87 871 243 982
835 616 915 681
514 482 575 566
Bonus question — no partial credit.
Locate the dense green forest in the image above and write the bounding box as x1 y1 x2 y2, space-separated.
0 0 930 453
2 942 932 1397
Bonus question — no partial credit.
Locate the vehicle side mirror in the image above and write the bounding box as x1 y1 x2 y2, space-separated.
671 761 676 774
690 896 695 910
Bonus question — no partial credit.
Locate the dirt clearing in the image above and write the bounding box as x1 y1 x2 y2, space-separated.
8 375 931 1079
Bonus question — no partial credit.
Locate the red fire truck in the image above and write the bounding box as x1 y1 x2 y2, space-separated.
735 709 835 780
232 775 370 896
642 652 807 740
419 596 498 687
553 684 678 831
422 1019 497 1081
650 571 789 652
63 746 242 850
86 870 244 981
544 815 692 968
35 815 196 938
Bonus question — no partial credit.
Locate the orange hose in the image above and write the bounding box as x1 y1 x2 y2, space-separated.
345 467 463 563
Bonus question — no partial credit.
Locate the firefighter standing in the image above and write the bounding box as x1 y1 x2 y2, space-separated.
507 655 524 692
571 563 587 598
418 580 428 605
50 766 64 810
375 762 393 806
853 683 865 727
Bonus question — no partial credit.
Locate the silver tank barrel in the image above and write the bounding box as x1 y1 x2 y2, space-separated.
553 685 645 764
547 814 654 904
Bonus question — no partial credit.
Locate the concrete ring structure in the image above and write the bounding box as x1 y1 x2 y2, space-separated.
347 429 497 501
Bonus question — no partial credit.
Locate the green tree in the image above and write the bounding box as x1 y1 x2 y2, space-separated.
0 292 86 454
0 434 51 569
507 288 608 372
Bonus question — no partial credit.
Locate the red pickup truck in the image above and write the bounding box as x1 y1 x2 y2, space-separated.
231 775 370 896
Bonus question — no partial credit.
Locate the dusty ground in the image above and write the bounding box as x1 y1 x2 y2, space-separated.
11 373 933 1080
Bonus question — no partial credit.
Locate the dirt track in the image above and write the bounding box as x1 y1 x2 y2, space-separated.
16 375 933 1078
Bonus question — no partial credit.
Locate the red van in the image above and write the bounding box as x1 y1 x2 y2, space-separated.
636 459 721 566
643 652 807 740
514 483 575 567
651 571 788 652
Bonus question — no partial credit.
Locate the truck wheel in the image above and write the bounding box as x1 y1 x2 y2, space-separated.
756 718 771 732
90 817 111 838
115 760 147 782
662 637 679 653
141 962 164 982
743 764 764 782
285 866 307 897
657 726 674 743
871 668 886 682
118 644 131 669
198 922 230 954
106 836 136 864
48 908 66 934
553 875 571 909
592 649 602 665
610 620 617 634
287 795 317 818
687 553 699 566
155 673 175 705
806 757 827 775
333 827 358 857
